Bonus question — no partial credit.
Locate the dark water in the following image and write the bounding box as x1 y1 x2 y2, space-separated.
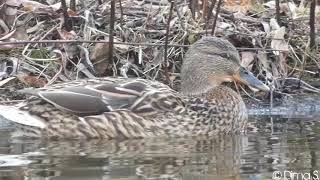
0 115 320 180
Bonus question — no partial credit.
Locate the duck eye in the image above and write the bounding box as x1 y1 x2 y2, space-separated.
239 67 249 75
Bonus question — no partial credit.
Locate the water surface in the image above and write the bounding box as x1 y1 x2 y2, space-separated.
0 114 320 180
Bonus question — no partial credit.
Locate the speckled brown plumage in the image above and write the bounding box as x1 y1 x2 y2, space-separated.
0 36 269 139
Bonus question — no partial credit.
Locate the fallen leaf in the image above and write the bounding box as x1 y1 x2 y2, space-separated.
90 43 109 62
263 1 275 9
261 21 270 33
77 63 96 78
241 51 255 69
257 51 273 79
224 0 252 13
2 6 18 27
50 2 61 11
280 2 297 18
270 26 289 55
21 0 55 14
5 0 22 6
90 43 109 75
0 77 16 87
26 21 45 34
58 29 77 40
13 26 29 41
138 46 143 64
68 9 78 17
278 53 288 75
269 18 280 30
17 75 47 87
0 72 8 81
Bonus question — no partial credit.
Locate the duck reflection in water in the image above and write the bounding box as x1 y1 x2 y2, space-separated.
2 135 247 180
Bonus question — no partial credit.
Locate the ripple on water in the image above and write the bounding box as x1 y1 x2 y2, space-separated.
0 115 319 179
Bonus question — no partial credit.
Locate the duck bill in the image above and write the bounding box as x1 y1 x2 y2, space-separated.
233 67 270 91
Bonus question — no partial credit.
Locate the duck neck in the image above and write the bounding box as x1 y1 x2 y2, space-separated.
180 77 218 96
184 86 248 134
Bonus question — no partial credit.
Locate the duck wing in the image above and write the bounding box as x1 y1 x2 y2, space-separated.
20 79 179 117
0 79 185 139
24 80 149 116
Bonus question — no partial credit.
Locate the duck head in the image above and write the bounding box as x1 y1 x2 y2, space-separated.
180 36 269 96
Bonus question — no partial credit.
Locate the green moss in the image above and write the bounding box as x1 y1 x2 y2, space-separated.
29 48 50 59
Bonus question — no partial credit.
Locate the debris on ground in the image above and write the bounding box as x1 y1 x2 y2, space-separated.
0 0 319 103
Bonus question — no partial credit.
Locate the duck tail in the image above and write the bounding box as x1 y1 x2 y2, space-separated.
0 104 45 138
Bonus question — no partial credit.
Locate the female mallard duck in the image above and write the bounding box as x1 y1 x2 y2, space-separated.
0 37 269 139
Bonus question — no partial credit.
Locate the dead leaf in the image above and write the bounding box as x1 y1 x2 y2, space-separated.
114 39 129 53
270 26 289 55
257 51 272 79
67 9 78 17
13 26 29 41
169 74 176 81
261 21 270 33
90 43 109 62
21 0 55 14
50 2 61 11
280 2 298 19
263 1 275 9
58 29 77 40
0 72 8 81
187 34 198 44
2 6 18 27
224 0 252 13
138 46 143 64
225 0 236 7
5 0 22 6
17 75 47 87
270 18 280 30
278 53 288 75
0 29 16 41
77 63 96 78
241 51 255 69
0 77 16 87
90 43 109 75
151 47 164 66
169 17 178 28
26 21 45 34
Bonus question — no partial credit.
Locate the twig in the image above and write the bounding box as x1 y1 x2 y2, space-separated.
270 79 274 109
275 0 280 24
78 45 95 73
119 0 124 32
189 0 197 19
298 47 307 88
0 100 25 104
309 0 316 50
284 77 320 93
204 0 216 35
70 0 76 11
0 40 290 52
290 67 318 75
211 0 222 35
174 2 185 30
61 0 72 31
164 0 174 84
204 0 217 35
108 0 115 67
83 10 93 43
0 19 9 35
46 60 64 85
296 45 320 69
